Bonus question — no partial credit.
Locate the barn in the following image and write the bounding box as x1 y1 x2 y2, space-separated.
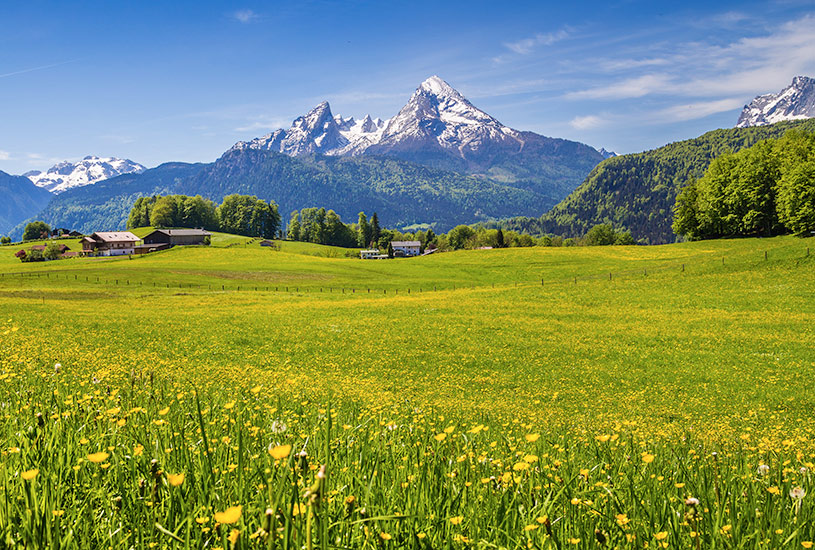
142 229 211 246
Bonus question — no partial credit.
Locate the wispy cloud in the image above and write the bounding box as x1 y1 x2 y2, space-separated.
505 29 570 55
654 98 746 122
234 117 291 134
493 28 570 64
0 151 11 161
598 57 671 72
0 59 80 79
566 74 672 100
232 9 259 23
569 115 607 130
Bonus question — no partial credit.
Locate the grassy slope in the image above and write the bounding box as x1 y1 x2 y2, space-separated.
2 236 815 548
0 235 813 430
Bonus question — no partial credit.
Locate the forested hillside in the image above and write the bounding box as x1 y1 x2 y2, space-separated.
500 120 815 243
29 149 550 235
673 129 815 239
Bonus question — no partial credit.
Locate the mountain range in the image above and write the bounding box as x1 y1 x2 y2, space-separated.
25 156 145 194
7 76 605 237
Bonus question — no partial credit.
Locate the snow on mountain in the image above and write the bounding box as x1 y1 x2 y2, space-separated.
231 75 524 158
25 156 145 194
736 76 815 128
368 75 523 157
230 75 609 165
598 148 617 159
232 103 387 156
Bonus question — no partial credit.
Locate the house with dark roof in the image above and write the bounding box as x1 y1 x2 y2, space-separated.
142 229 211 247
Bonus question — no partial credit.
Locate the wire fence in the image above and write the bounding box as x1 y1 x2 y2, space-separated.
0 244 810 297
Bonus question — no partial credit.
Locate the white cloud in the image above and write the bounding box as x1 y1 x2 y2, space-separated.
566 74 673 100
598 57 670 72
234 117 290 133
655 98 746 122
569 115 606 130
0 150 10 161
505 29 570 55
493 28 571 63
232 9 258 23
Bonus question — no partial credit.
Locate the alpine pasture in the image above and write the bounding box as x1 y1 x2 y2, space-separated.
1 234 814 549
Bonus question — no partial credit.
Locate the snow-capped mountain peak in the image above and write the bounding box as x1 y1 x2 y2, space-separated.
371 75 519 157
25 156 145 194
419 75 465 100
228 75 606 164
736 76 815 128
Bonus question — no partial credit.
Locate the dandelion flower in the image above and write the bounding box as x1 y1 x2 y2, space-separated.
228 529 240 545
87 452 110 464
642 453 655 464
21 469 38 481
269 444 291 460
167 473 185 486
214 505 242 524
434 433 447 442
525 433 540 443
380 532 392 541
450 516 463 525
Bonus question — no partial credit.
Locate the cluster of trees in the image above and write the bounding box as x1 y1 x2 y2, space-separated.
128 195 218 231
283 207 637 253
673 129 815 240
21 221 52 242
286 209 439 251
287 208 359 248
440 224 634 250
127 194 281 239
15 242 63 263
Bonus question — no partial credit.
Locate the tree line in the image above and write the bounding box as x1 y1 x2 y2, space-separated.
127 194 282 239
673 129 815 240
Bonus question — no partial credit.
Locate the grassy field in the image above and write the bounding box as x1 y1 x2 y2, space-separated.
0 235 814 548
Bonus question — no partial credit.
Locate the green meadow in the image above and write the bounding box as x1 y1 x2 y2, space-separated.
0 234 814 548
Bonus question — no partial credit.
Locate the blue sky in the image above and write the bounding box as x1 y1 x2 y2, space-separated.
1 0 815 174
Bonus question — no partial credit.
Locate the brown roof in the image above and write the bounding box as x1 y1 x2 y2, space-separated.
91 231 140 243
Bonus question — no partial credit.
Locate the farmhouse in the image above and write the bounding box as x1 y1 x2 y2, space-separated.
390 240 421 257
142 229 211 246
360 249 387 259
81 232 140 256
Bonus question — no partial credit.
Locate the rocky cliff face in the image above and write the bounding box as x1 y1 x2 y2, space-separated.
737 76 815 128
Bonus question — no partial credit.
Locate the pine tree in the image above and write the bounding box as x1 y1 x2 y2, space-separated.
370 213 381 246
